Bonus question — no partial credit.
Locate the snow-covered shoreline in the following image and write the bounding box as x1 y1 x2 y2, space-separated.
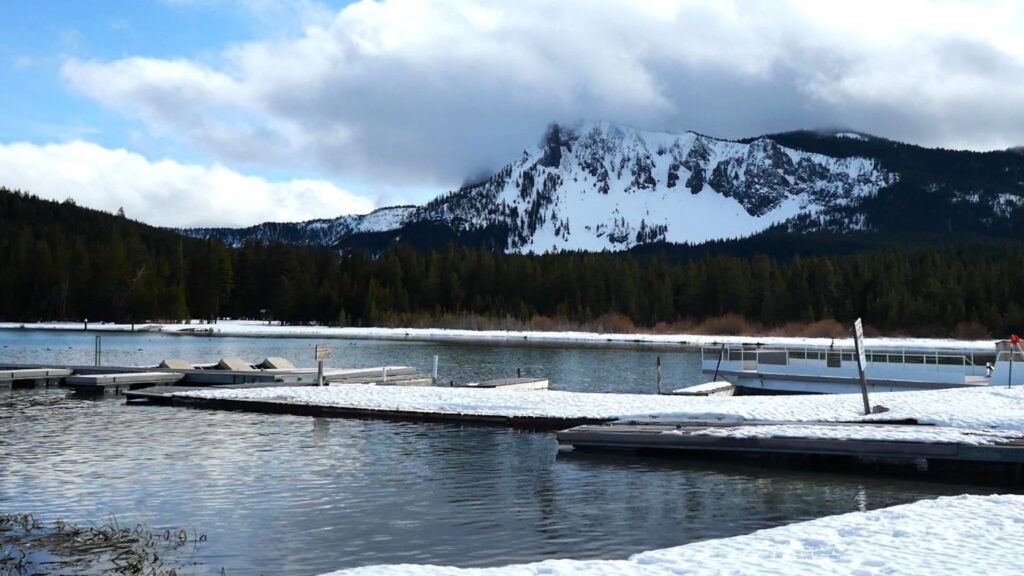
321 494 1024 575
0 320 997 352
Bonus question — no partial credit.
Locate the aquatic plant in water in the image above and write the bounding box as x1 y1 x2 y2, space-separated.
0 512 212 575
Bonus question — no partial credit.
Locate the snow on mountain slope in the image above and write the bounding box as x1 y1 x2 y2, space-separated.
182 205 415 247
184 121 897 252
413 121 896 252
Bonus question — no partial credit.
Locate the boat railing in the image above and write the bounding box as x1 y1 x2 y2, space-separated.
996 350 1024 363
701 345 992 372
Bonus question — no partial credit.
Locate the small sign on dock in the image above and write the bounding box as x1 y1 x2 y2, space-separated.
315 344 332 361
314 343 332 386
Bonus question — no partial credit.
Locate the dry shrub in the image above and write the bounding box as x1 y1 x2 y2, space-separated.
528 315 558 332
652 319 696 334
798 319 849 338
589 312 637 334
953 321 990 340
695 313 749 336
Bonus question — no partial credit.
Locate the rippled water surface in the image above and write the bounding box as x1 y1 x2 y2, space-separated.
0 330 997 575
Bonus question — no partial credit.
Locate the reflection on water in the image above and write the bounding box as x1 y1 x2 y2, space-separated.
0 330 1000 575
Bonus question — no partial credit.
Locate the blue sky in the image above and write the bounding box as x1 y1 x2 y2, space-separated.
1 1 345 167
2 1 1024 227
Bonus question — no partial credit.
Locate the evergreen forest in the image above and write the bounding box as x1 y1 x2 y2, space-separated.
3 187 1023 336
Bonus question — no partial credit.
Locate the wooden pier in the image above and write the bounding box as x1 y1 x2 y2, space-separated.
557 419 1024 481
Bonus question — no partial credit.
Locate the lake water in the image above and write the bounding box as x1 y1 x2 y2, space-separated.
0 330 998 575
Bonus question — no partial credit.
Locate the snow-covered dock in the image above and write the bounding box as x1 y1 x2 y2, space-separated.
321 494 1024 575
558 420 1024 477
165 385 1024 476
171 384 1024 430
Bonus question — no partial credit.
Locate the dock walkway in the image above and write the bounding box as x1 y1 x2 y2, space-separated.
0 368 73 389
65 371 185 394
557 419 1024 477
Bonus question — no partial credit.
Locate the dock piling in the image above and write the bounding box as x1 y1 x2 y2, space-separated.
432 355 439 381
657 355 662 394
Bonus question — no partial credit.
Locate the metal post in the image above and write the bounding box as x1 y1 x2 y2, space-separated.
852 319 870 415
1009 355 1014 390
656 355 662 394
432 355 439 381
383 366 388 384
712 344 725 381
94 335 101 367
517 367 521 378
314 343 331 386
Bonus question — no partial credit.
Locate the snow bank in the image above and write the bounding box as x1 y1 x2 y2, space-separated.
322 495 1024 576
0 320 997 352
175 383 1024 431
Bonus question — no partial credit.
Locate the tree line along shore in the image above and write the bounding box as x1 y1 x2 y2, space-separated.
2 187 1022 337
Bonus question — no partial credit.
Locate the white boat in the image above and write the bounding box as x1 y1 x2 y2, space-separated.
701 340 1024 394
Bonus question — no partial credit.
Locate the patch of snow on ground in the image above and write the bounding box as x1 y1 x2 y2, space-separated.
321 494 1024 576
176 384 1024 432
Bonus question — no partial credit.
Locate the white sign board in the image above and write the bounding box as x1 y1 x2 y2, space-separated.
314 344 332 361
854 318 867 370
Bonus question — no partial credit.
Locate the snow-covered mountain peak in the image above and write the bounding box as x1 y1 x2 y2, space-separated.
185 121 899 253
414 121 896 252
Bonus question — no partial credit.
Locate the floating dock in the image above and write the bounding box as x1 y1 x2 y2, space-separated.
0 368 73 389
159 394 600 429
0 361 431 393
453 377 549 391
65 371 185 394
669 381 736 396
125 382 311 404
557 419 1024 481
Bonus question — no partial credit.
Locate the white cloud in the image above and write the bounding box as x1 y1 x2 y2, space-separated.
0 140 374 227
61 0 1024 188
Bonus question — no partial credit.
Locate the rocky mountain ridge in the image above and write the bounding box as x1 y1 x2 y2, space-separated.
183 121 1024 252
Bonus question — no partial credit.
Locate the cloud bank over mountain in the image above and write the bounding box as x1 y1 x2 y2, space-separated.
61 0 1024 192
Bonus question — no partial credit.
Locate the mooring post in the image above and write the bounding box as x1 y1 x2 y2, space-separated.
656 355 663 394
383 366 388 384
852 318 871 415
432 355 439 381
713 344 725 381
94 335 102 367
517 367 522 378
